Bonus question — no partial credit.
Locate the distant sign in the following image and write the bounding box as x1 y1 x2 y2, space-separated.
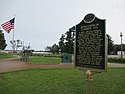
61 54 72 63
75 13 106 70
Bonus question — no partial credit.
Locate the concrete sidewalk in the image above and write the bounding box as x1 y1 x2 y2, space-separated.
107 63 125 68
0 58 125 73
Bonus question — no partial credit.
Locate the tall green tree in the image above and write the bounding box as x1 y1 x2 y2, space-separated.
65 27 75 54
58 26 75 54
0 30 7 50
107 34 114 54
58 34 66 53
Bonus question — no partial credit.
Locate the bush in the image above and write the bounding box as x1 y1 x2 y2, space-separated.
108 58 125 64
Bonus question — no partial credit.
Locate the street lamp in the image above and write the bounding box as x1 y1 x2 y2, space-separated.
120 32 123 59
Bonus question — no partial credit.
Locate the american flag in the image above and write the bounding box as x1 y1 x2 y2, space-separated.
1 18 15 33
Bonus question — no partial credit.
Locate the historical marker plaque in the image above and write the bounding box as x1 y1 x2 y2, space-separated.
75 13 107 70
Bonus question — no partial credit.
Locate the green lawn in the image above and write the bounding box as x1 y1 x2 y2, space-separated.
0 52 14 59
28 56 61 64
92 68 125 94
0 68 125 94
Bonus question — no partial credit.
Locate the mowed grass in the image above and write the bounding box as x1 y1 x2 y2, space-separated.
0 68 84 94
0 68 125 94
0 52 14 59
28 56 61 64
92 68 125 94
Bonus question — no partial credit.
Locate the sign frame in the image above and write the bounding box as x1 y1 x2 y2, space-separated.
74 13 107 71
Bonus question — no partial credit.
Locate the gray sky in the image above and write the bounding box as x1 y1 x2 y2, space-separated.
0 0 125 50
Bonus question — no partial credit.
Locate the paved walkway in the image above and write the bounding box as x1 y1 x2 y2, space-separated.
0 58 125 73
0 58 74 73
107 63 125 67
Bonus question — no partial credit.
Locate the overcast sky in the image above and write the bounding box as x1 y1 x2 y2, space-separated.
0 0 125 50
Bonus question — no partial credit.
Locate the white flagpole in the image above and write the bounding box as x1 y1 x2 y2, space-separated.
12 15 16 54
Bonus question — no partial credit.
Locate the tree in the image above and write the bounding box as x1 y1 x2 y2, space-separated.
22 42 31 51
58 26 75 54
10 39 22 52
45 44 59 54
15 40 22 51
51 44 59 54
107 34 114 54
0 30 7 50
58 34 66 52
45 46 52 51
65 29 74 54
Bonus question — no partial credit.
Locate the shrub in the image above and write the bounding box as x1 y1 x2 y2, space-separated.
108 58 125 64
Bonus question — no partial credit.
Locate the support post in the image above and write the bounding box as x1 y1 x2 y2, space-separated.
86 70 93 94
120 32 123 59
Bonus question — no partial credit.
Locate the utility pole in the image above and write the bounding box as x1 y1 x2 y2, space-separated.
120 32 123 59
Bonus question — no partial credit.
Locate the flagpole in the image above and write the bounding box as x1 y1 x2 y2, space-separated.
12 26 14 54
12 14 16 54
